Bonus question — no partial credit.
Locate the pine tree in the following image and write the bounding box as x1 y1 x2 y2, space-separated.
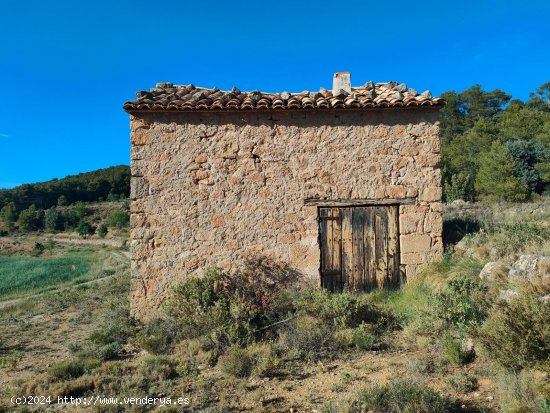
475 141 529 202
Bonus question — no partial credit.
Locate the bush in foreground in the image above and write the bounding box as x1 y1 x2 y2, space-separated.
357 380 452 413
48 358 101 380
474 289 550 372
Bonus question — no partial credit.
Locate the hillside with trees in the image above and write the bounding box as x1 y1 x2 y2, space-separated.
0 165 130 212
440 82 550 202
0 165 129 234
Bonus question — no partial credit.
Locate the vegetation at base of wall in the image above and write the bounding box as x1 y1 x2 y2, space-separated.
164 264 395 362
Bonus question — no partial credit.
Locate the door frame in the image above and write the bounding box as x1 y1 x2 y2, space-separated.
309 198 414 291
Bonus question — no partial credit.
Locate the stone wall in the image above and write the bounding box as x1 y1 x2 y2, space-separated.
130 109 443 319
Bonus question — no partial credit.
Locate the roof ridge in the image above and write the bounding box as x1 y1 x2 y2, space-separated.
124 81 444 112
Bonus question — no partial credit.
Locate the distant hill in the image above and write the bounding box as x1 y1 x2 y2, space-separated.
0 165 130 211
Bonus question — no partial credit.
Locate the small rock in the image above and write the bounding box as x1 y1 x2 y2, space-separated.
509 255 550 281
280 92 291 101
451 199 468 206
479 262 506 281
499 289 519 302
421 90 432 98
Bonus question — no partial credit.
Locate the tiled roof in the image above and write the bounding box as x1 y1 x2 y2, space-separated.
123 81 444 113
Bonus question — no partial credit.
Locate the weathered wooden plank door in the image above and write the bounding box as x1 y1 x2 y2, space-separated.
319 206 400 291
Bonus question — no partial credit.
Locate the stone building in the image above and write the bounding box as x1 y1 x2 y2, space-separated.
124 73 445 319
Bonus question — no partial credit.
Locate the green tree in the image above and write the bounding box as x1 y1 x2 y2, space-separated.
97 224 108 238
57 195 68 206
76 219 94 238
0 202 17 230
17 205 44 232
73 201 91 219
106 211 129 228
443 172 474 202
525 81 550 112
506 140 546 193
475 141 529 202
44 207 64 232
440 85 511 143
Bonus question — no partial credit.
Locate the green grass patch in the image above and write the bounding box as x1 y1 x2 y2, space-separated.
0 255 90 298
368 284 431 325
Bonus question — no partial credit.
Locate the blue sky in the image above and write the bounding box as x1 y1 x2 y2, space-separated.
1 0 549 188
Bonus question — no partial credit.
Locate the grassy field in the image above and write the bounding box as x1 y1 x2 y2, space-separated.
0 255 90 298
0 242 128 302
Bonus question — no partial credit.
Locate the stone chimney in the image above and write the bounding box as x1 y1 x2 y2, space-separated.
332 72 351 96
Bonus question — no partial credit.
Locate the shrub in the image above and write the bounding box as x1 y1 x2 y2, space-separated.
76 219 94 238
247 343 281 377
447 373 478 393
44 238 56 250
297 288 394 330
32 242 45 255
443 172 475 202
333 328 354 349
432 277 487 330
73 202 91 219
358 380 451 413
173 339 213 377
97 224 108 238
165 269 236 345
89 298 136 346
217 346 253 377
97 342 122 361
409 354 449 375
474 290 550 371
442 333 475 366
140 355 177 380
495 369 550 413
106 211 130 228
48 358 101 380
137 317 179 355
166 265 296 349
491 223 550 256
278 315 336 360
351 323 378 350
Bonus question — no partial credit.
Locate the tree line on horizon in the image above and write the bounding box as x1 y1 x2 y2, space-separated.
0 165 130 234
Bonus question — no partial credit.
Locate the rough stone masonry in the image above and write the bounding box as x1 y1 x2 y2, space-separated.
124 78 445 320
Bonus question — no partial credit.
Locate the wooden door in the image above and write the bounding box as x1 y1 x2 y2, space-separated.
319 206 400 291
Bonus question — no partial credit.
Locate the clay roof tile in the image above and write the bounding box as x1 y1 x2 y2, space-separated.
124 81 444 112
